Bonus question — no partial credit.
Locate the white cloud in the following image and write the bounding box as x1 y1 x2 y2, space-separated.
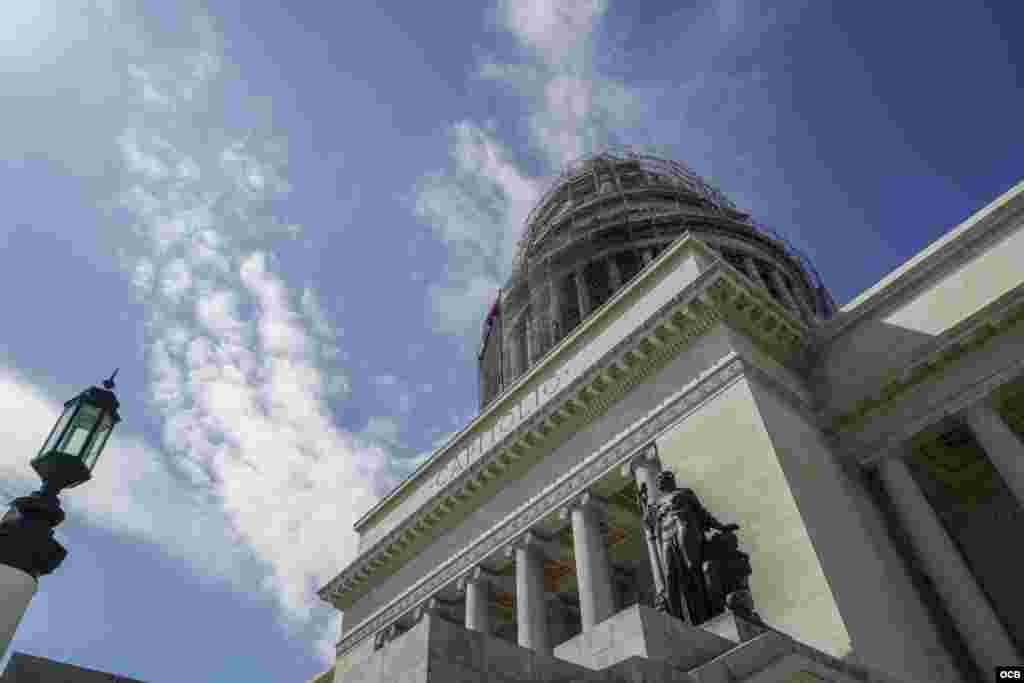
109 16 396 665
414 122 539 339
497 0 607 67
132 258 155 294
414 0 774 346
428 274 502 337
118 129 172 182
0 368 249 588
161 258 193 304
412 0 622 342
301 288 337 340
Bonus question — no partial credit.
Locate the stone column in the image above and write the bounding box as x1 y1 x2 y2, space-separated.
776 271 816 324
459 567 495 635
530 286 550 361
505 531 554 653
524 314 537 368
549 279 563 343
607 256 623 291
620 443 662 498
574 269 592 319
770 269 801 313
877 453 1021 677
503 327 519 381
560 492 615 631
964 397 1024 509
743 256 768 290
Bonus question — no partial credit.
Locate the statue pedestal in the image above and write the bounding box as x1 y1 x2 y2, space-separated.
699 609 766 644
552 603 735 672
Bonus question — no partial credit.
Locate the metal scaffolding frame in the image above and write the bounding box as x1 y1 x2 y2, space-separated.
478 147 837 409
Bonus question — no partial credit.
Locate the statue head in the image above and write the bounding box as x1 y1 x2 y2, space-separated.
656 470 676 492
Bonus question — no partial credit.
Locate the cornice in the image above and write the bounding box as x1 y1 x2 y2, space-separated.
319 255 813 610
821 183 1024 344
331 353 747 659
825 284 1024 434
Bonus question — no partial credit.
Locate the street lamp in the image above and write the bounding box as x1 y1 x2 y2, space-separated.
0 371 122 657
31 369 122 494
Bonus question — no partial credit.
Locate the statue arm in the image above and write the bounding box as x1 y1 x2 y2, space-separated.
704 508 725 530
696 496 738 533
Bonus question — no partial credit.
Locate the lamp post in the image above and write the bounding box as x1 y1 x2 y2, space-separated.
0 371 122 657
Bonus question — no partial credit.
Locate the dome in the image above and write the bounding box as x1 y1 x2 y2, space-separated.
478 148 835 409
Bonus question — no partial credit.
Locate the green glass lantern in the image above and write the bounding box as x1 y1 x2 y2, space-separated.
31 370 121 491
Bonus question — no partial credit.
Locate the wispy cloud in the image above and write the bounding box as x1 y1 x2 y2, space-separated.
413 0 785 343
412 0 629 342
97 12 392 665
0 368 250 589
413 124 540 338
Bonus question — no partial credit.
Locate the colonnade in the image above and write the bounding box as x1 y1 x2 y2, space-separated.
503 248 659 383
875 394 1024 674
379 390 1024 673
445 447 662 654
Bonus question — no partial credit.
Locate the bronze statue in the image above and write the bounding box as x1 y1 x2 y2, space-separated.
703 523 756 619
639 469 751 625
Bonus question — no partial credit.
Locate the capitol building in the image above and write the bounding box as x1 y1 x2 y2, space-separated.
315 150 1024 683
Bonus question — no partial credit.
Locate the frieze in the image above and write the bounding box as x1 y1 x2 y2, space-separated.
333 353 745 658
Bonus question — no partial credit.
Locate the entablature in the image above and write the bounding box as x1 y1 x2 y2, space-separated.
824 284 1024 464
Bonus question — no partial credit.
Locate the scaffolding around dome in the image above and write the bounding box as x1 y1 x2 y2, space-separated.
515 148 739 266
479 147 837 410
510 147 834 316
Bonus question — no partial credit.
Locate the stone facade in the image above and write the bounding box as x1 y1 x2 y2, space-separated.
341 610 865 683
319 165 1024 683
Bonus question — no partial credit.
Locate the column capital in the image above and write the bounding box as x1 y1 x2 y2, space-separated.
559 490 608 522
620 442 661 479
458 565 499 593
413 596 458 623
412 596 440 622
504 529 558 560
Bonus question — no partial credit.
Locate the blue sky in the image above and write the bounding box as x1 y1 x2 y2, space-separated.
0 0 1020 680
